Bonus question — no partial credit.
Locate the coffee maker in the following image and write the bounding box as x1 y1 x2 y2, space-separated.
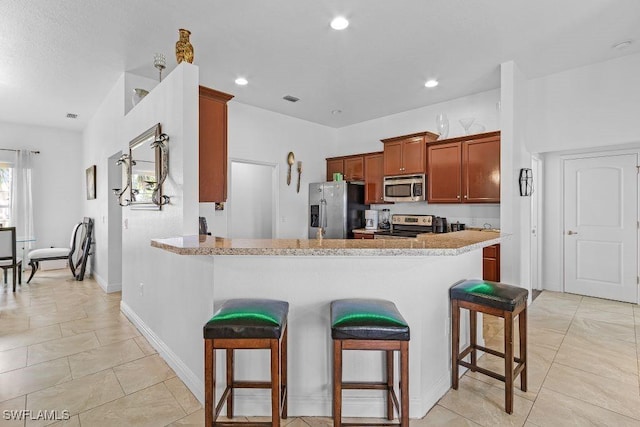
434 216 448 233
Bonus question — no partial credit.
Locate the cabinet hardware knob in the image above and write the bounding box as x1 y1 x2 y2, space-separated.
464 195 468 199
456 195 460 199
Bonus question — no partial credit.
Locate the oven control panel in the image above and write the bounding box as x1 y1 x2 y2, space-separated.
391 215 433 226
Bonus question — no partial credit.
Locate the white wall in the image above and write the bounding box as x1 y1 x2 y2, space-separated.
0 121 82 251
527 52 640 152
201 102 337 239
336 88 502 225
500 61 532 292
530 53 640 291
82 75 127 291
229 161 275 239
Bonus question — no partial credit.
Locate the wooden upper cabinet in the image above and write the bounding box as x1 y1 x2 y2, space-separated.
383 141 403 176
343 156 364 181
326 158 344 181
199 86 234 203
364 152 385 204
382 131 438 176
427 142 462 203
427 131 501 204
463 135 500 203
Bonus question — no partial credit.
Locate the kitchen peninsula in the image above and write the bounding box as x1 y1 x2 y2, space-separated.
150 230 504 418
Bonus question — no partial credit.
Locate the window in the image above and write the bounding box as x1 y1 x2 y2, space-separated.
0 163 12 226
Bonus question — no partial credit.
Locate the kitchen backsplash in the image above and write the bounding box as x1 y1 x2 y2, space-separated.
370 202 500 229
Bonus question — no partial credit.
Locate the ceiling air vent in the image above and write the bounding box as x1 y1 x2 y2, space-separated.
66 113 78 119
282 95 300 103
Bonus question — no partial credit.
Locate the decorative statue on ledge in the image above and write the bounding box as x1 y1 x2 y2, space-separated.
175 29 194 64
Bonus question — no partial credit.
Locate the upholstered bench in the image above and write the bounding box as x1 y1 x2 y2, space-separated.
450 279 528 414
331 298 410 427
204 298 289 427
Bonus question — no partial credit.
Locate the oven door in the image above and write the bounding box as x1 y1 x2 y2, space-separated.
383 175 425 202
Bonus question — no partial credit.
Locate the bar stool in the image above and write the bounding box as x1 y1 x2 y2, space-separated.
331 298 410 427
450 279 528 414
204 299 288 427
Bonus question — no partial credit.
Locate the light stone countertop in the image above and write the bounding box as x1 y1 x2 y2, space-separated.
151 230 504 256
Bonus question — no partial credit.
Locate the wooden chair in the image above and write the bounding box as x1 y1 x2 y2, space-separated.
450 279 528 414
331 298 410 427
27 217 94 283
0 227 22 292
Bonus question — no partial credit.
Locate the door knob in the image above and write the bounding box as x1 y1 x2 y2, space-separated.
567 230 578 235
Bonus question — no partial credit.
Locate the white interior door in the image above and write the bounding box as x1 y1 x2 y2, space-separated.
564 154 638 303
530 156 541 290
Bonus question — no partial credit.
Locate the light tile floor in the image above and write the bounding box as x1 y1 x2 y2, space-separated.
1 270 639 426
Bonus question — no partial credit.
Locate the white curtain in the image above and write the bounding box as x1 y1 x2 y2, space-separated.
10 150 34 250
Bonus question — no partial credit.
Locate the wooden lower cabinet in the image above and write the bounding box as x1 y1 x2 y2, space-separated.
353 232 374 240
483 244 500 282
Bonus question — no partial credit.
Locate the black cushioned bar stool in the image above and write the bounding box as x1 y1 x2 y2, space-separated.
450 279 528 414
331 299 410 427
204 299 288 427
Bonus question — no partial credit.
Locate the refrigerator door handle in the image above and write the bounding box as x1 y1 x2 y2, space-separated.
320 198 327 234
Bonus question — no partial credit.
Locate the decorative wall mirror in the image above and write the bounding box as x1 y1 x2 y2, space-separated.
113 123 170 209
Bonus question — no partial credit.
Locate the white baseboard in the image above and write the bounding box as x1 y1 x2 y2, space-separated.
93 271 122 293
120 301 204 403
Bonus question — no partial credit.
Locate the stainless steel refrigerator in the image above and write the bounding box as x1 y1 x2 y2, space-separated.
308 181 367 239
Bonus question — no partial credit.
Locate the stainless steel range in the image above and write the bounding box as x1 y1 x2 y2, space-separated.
373 214 434 239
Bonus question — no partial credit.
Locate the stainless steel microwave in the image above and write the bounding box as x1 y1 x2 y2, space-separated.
383 174 425 202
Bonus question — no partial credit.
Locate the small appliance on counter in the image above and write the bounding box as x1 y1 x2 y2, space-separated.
450 222 466 232
379 209 391 230
365 210 379 230
199 216 211 235
434 216 448 233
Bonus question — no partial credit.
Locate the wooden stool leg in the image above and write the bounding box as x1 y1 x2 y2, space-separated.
386 350 394 420
205 339 215 427
400 341 409 427
451 299 460 389
281 326 288 419
519 308 527 392
333 340 343 427
270 338 280 427
469 309 477 371
504 311 514 414
226 349 234 418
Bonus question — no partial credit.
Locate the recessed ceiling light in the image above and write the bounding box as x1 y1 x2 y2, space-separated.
425 79 439 88
330 17 349 30
331 110 342 115
612 40 632 50
235 77 248 86
66 113 78 119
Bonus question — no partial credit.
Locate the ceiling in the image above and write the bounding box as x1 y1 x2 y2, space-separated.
1 0 639 132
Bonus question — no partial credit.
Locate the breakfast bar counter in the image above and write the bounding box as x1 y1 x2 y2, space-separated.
151 229 502 256
147 231 507 419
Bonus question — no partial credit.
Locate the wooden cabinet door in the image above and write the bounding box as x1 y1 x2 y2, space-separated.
401 136 426 174
353 232 374 240
427 142 462 203
462 136 500 203
483 244 500 281
326 158 344 181
364 153 384 204
383 141 403 176
344 156 364 181
199 86 234 203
